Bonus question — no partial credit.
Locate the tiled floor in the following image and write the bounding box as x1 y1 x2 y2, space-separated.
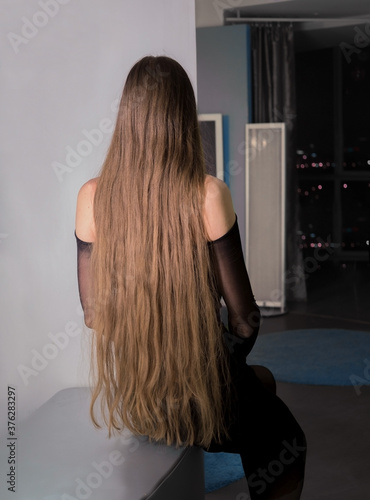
207 261 370 499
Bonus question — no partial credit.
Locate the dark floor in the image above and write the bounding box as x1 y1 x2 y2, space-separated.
207 260 370 499
263 260 370 333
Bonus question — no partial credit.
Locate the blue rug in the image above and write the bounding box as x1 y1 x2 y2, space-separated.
203 329 370 492
204 451 244 492
247 329 370 386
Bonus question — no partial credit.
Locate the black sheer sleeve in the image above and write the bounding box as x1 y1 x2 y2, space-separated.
208 215 261 357
75 232 94 328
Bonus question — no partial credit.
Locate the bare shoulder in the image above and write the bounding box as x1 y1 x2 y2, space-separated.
75 177 99 242
78 177 98 200
203 174 236 241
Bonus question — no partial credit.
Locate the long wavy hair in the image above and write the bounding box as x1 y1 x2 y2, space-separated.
90 55 230 447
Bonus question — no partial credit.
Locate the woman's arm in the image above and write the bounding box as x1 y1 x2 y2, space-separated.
204 176 261 356
75 178 97 243
75 178 98 328
203 174 236 241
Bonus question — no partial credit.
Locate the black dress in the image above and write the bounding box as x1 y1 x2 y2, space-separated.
206 215 306 498
75 214 306 499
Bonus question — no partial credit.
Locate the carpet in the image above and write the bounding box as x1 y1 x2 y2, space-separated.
203 329 370 492
204 451 244 492
247 328 370 386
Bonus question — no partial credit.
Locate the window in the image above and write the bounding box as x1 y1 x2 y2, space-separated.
295 46 370 262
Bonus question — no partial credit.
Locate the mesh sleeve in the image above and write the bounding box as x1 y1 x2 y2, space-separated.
208 215 261 357
75 232 94 328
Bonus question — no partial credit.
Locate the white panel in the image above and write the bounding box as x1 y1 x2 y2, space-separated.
245 123 286 313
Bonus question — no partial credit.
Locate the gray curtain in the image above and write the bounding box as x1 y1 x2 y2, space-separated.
251 23 307 302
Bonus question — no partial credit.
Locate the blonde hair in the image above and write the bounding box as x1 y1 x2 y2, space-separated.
90 56 230 447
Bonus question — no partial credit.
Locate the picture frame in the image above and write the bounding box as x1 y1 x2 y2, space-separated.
198 113 224 181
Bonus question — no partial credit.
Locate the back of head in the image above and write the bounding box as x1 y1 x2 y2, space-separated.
90 56 230 447
120 56 200 170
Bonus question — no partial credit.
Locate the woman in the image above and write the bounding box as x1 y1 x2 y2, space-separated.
75 55 306 499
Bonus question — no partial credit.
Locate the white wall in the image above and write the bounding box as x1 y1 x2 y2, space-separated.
0 0 196 422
